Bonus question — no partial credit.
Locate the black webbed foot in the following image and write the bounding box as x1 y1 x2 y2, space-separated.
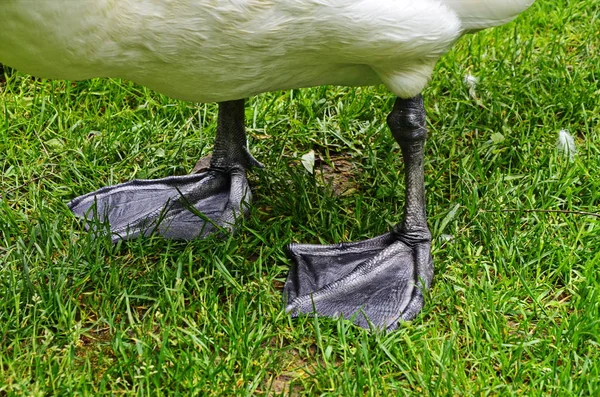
68 99 258 243
68 168 251 242
284 232 432 331
283 95 433 331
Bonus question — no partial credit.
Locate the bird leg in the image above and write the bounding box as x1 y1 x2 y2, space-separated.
284 95 433 331
69 99 261 242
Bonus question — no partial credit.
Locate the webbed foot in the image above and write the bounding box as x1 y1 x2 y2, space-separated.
284 231 432 331
68 99 258 242
68 168 250 242
283 95 433 330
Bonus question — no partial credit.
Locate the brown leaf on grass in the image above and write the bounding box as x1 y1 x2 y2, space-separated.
192 154 213 174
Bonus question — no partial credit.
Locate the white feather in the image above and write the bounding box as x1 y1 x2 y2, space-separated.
557 129 577 161
443 0 535 30
463 73 479 100
301 150 316 174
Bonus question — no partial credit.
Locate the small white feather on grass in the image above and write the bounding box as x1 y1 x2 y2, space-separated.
463 74 479 99
557 129 577 161
301 149 315 174
463 73 483 106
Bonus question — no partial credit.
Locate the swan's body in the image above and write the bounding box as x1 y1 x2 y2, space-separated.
0 0 534 330
1 0 531 101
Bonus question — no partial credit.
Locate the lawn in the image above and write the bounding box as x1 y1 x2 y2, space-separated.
1 1 599 395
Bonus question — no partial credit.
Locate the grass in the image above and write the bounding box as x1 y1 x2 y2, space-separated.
1 1 599 395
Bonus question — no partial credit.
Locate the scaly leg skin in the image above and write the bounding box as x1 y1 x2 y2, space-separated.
69 99 262 242
284 95 433 331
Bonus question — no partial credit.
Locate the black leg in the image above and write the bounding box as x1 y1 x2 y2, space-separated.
389 96 428 238
284 95 433 330
388 95 433 319
211 99 262 170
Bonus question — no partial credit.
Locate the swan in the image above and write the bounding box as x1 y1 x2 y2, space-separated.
0 0 535 330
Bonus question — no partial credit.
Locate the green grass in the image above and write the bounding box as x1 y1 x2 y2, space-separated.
1 1 599 395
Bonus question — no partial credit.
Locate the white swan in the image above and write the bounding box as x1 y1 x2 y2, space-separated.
1 0 532 101
0 0 534 330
